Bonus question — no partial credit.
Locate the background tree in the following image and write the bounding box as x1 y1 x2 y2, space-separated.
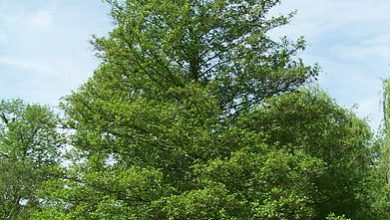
237 88 373 219
0 100 63 219
363 79 390 220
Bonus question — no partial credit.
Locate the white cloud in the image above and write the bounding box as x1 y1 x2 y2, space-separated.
29 10 53 29
274 0 390 38
0 56 50 74
356 97 382 129
0 0 387 130
0 34 8 44
269 0 390 128
0 1 111 104
331 45 390 61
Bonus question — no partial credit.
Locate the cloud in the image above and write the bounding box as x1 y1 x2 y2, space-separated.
0 56 50 73
331 45 390 62
0 1 111 105
268 0 390 128
357 96 382 129
0 0 387 130
0 34 8 44
29 10 53 29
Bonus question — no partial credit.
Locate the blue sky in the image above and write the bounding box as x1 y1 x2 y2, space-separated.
272 0 390 129
0 0 388 129
0 0 111 104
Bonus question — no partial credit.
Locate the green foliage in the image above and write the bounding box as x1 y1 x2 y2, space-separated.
34 166 168 219
152 183 244 219
0 100 63 219
364 79 390 219
36 85 374 219
29 0 375 219
326 213 351 220
194 146 324 219
87 0 317 112
237 88 373 218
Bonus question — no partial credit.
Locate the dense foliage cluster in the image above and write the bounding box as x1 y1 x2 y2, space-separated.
1 0 389 219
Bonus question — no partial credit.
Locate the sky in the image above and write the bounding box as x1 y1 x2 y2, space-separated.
0 0 389 129
272 0 390 130
0 0 111 105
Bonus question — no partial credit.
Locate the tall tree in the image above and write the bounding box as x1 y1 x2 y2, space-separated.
31 0 374 219
85 0 318 113
0 100 63 219
363 79 390 219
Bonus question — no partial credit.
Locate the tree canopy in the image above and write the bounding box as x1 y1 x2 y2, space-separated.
0 100 63 219
0 0 387 219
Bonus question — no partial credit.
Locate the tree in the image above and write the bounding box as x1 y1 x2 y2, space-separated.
326 213 351 220
31 0 373 219
237 88 373 219
0 100 63 219
363 79 390 220
86 0 318 114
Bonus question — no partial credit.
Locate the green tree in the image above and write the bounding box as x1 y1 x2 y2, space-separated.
32 0 371 219
364 79 390 220
237 88 373 219
0 100 63 219
326 213 351 220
